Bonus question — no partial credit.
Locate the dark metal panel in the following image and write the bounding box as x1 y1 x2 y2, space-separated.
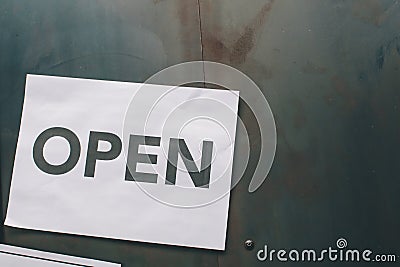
1 0 399 266
199 0 400 266
0 1 218 267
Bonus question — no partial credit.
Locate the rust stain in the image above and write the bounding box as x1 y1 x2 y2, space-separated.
252 0 275 28
176 0 196 59
202 0 275 65
352 0 392 26
229 27 255 65
203 35 229 62
177 0 190 27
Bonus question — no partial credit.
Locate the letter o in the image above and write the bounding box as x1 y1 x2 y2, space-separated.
33 127 81 175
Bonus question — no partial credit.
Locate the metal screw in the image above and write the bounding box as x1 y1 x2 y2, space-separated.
244 239 254 250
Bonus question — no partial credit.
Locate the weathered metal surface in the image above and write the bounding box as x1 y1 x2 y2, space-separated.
1 0 400 266
199 0 400 266
0 1 211 266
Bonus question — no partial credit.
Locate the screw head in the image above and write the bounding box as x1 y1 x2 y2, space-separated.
244 239 254 250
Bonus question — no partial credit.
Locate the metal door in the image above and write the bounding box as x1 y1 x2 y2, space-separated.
1 0 399 266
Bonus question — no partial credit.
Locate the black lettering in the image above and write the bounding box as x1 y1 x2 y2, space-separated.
33 127 81 175
84 131 122 177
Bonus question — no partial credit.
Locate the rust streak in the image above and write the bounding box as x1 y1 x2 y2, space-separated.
203 0 275 65
176 0 195 59
352 0 396 26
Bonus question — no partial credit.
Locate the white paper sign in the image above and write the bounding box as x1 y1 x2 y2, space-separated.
0 244 120 266
5 74 239 250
